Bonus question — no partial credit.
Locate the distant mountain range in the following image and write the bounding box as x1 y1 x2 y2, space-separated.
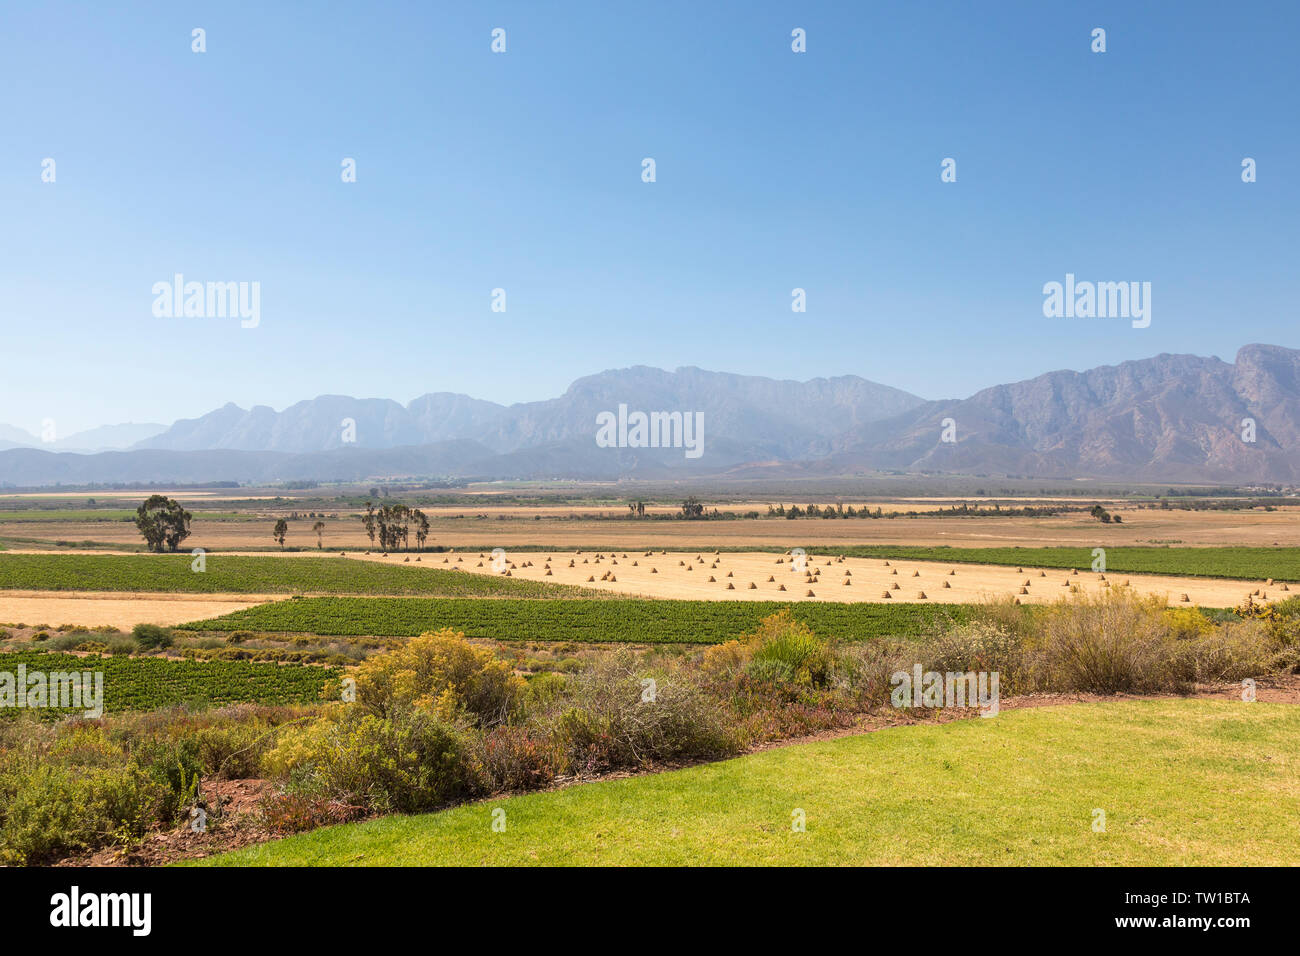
0 422 165 453
3 346 1299 486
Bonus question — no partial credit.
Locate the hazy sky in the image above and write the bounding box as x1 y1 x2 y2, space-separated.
3 0 1297 435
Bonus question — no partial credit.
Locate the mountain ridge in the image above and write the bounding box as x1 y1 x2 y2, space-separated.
3 348 1299 486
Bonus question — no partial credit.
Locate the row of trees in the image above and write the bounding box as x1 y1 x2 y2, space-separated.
362 502 431 550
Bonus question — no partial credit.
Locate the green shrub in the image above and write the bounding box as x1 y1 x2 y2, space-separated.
0 762 167 865
264 708 486 815
743 611 835 688
354 628 522 727
132 623 174 650
544 651 740 774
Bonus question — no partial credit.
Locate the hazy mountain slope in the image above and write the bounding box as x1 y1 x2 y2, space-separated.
135 367 924 458
7 348 1300 485
819 346 1300 481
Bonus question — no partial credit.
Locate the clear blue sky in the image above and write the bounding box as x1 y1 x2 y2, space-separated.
3 0 1297 435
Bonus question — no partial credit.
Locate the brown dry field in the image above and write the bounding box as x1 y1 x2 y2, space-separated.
6 504 1300 551
0 592 282 630
341 548 1278 608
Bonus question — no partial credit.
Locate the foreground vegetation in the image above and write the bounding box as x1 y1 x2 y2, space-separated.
0 554 597 597
4 589 1295 864
181 597 973 642
194 699 1300 866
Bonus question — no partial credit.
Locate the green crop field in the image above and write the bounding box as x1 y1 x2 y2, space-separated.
0 554 599 598
818 545 1300 581
192 699 1300 866
0 650 337 715
180 596 971 643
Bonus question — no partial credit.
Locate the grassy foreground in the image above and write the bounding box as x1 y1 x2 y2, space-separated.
193 699 1299 866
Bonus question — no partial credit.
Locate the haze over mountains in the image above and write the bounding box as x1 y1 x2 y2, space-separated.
3 346 1299 486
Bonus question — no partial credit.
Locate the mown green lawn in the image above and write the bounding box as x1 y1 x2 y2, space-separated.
192 699 1300 866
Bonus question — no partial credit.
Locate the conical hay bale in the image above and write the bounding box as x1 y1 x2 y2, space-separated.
917 591 927 599
568 560 575 567
686 565 693 572
545 570 552 576
843 579 851 586
586 576 595 582
404 557 410 562
1039 571 1046 577
1014 598 1021 605
632 561 638 566
1019 587 1028 594
1022 579 1030 586
708 576 716 582
1071 569 1078 576
948 569 955 575
749 582 757 590
1282 583 1290 591
891 569 898 576
912 571 920 577
942 580 950 588
727 571 733 578
1016 567 1023 573
778 584 786 591
767 575 775 582
883 561 890 566
806 590 816 597
651 568 658 574
882 591 892 599
727 583 735 590
1180 594 1190 602
609 575 617 582
844 569 852 576
891 582 900 590
1266 578 1274 585
476 561 483 567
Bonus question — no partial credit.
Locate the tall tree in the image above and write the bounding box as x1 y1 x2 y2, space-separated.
135 495 192 553
313 520 326 548
362 503 377 546
273 518 288 548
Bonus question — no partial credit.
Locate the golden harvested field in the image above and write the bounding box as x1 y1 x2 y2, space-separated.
349 549 1275 607
0 591 282 630
7 505 1300 551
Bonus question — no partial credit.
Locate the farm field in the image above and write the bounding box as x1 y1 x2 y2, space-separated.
0 553 598 598
193 699 1300 866
375 548 1274 608
822 545 1300 581
0 650 337 714
179 596 973 642
0 591 277 630
7 502 1300 552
